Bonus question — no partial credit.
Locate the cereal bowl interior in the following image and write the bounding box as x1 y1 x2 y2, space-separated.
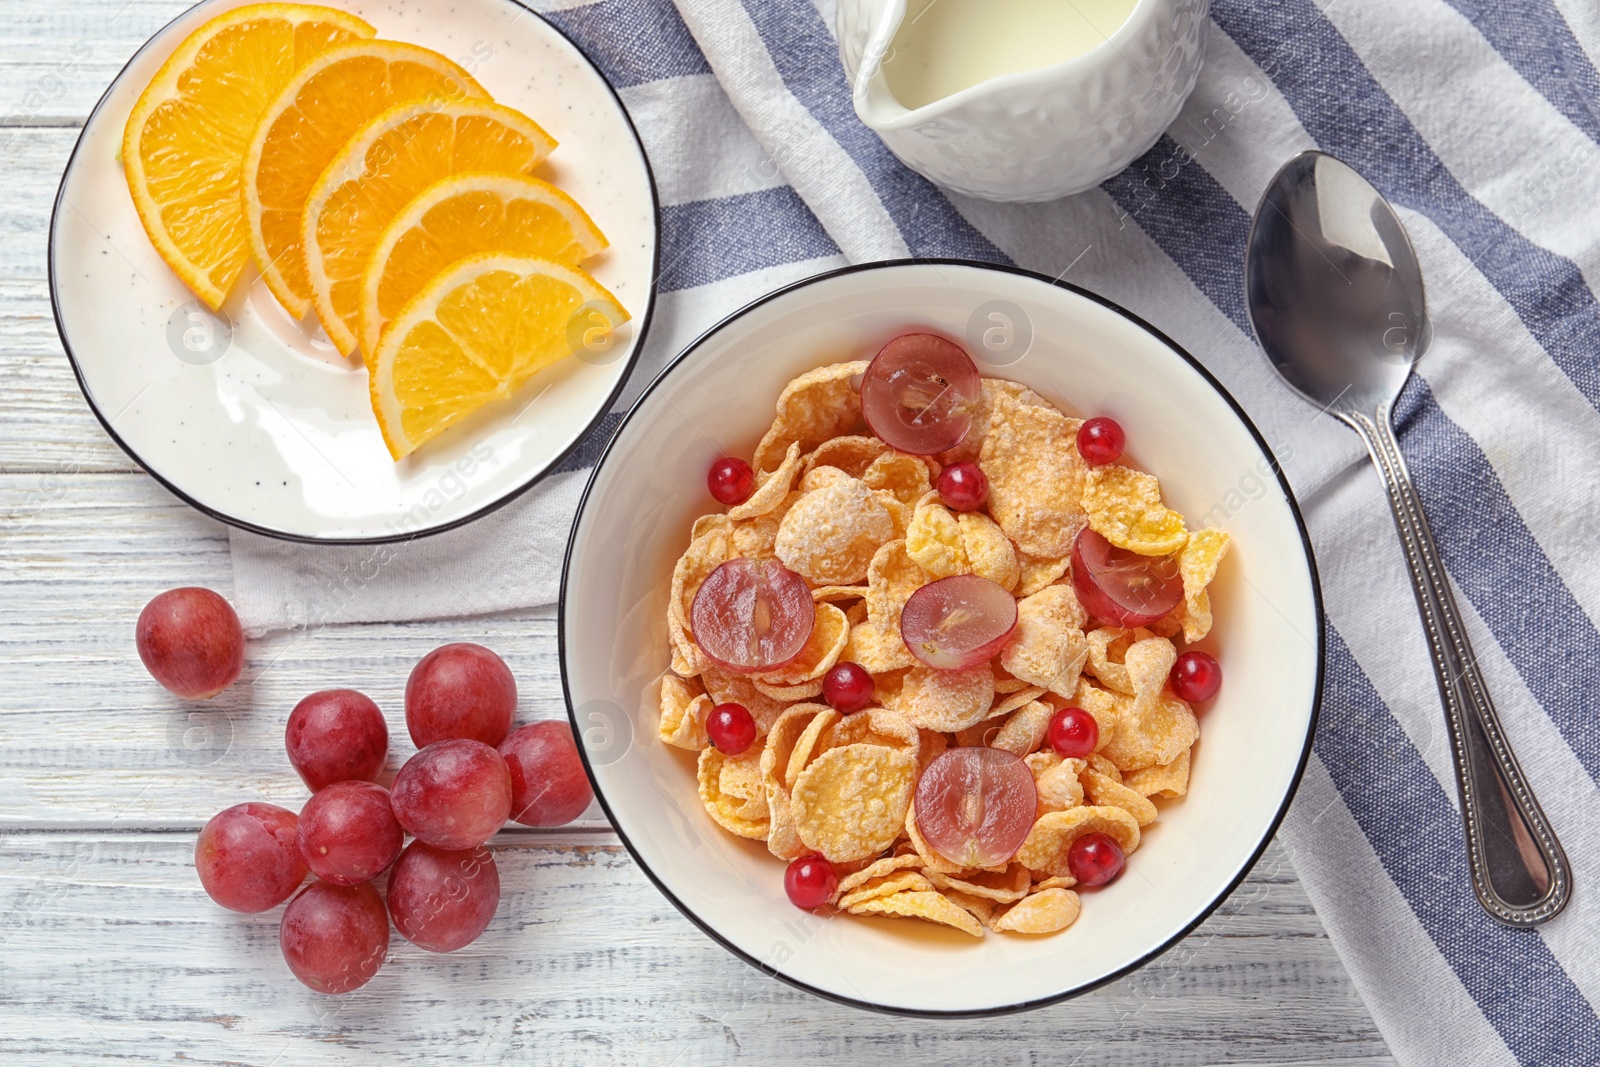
560 261 1321 1015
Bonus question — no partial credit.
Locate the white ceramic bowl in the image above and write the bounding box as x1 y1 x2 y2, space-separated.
561 261 1321 1015
51 0 657 543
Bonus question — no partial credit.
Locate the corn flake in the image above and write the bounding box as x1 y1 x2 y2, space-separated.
862 452 932 507
802 435 888 479
775 475 896 585
1083 465 1188 556
838 870 935 910
900 663 996 732
728 441 802 521
698 747 770 840
850 889 983 937
1001 585 1090 698
845 619 915 673
989 699 1054 757
835 852 926 899
1016 552 1071 597
978 390 1087 557
791 743 918 863
905 799 964 873
1081 767 1158 826
938 379 1050 466
905 495 966 577
659 673 709 750
924 863 1031 903
1177 528 1231 642
766 782 806 859
784 707 841 787
753 361 869 473
1017 806 1142 876
701 666 787 735
1101 693 1198 773
993 888 1081 934
669 526 729 676
1035 757 1086 813
754 602 849 687
959 512 1020 591
1124 748 1192 798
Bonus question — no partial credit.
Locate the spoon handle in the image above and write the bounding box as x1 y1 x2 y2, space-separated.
1344 408 1570 926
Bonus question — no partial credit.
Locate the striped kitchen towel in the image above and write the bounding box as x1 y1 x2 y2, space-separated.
230 1 1600 1062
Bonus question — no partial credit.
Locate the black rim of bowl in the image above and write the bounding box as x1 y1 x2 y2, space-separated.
48 0 662 546
559 258 1326 1018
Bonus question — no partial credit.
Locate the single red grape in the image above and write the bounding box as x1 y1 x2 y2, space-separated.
784 853 837 909
861 333 981 455
1170 651 1222 703
195 802 307 913
135 587 244 699
1077 417 1125 466
387 841 501 952
822 662 874 714
1071 528 1183 627
405 643 517 748
1047 706 1099 760
706 702 757 755
707 456 756 506
1068 832 1126 888
285 689 388 792
279 880 389 994
690 558 814 673
900 574 1018 670
295 781 403 886
391 739 512 850
914 748 1035 867
936 461 988 511
499 721 594 827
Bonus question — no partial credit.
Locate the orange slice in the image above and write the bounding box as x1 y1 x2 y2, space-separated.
370 254 629 459
241 39 487 319
122 4 374 309
302 100 557 357
358 171 607 361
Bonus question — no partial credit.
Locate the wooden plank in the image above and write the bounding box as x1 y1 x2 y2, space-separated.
0 1 189 125
0 833 1395 1066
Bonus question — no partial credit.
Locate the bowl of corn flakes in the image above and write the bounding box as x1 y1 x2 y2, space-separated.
559 260 1321 1015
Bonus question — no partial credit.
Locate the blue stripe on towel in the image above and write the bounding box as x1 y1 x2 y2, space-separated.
543 0 712 89
735 0 1011 262
1437 0 1600 144
659 187 841 292
1321 626 1600 1065
1101 136 1600 789
1213 0 1600 415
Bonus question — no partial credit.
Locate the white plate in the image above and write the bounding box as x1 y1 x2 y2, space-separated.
52 0 657 543
561 261 1322 1016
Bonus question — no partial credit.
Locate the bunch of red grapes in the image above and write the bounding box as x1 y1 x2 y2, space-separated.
137 588 594 994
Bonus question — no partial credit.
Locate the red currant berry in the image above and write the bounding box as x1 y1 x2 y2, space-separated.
707 457 755 506
1047 706 1098 760
784 853 837 909
1068 832 1125 887
936 462 988 511
1077 417 1125 466
706 702 757 755
1170 651 1221 703
822 662 874 714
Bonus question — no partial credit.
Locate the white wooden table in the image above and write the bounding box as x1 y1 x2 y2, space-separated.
0 2 1397 1062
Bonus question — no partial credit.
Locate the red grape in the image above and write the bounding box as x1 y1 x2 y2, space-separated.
784 853 838 909
822 662 874 714
405 643 517 748
1171 651 1222 703
706 702 757 755
285 689 388 792
1047 706 1099 760
136 587 244 699
861 333 981 455
707 456 756 506
690 558 815 673
1076 417 1125 466
914 747 1035 868
900 574 1017 670
195 802 307 913
936 461 988 511
1068 832 1125 887
279 880 389 994
387 841 501 952
295 781 403 886
391 739 512 850
1071 528 1183 627
499 721 594 827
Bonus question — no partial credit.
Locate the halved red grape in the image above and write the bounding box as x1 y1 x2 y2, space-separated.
690 558 815 673
1071 528 1183 627
390 739 512 850
861 333 981 455
279 880 389 994
136 587 244 699
285 689 388 792
405 643 517 748
900 574 1017 670
387 842 500 952
914 747 1036 868
195 802 307 913
500 721 594 827
296 781 403 886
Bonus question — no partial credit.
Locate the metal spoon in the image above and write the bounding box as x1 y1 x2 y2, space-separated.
1244 150 1570 926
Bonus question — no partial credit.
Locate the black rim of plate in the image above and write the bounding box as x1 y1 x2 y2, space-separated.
48 0 662 546
560 258 1326 1019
